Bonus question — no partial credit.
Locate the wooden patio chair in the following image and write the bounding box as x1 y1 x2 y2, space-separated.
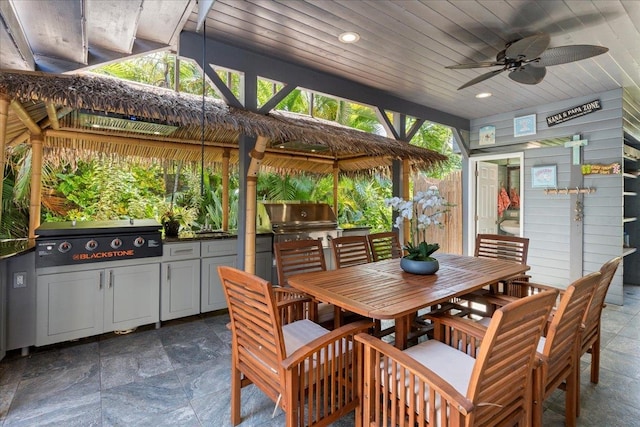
218 265 373 427
450 233 531 317
576 256 621 415
330 235 372 268
366 231 403 261
356 289 558 427
429 270 599 426
489 256 623 416
531 271 600 427
475 233 530 294
273 239 341 327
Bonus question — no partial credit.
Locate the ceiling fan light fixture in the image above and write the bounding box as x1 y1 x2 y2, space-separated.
338 31 360 43
476 92 492 98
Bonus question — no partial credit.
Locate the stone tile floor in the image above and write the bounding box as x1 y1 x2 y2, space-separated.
1 285 639 426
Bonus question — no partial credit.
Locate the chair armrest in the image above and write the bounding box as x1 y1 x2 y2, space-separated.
274 287 315 324
355 333 475 419
281 320 374 369
424 312 487 357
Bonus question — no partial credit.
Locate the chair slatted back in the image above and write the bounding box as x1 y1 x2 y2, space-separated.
467 290 558 426
474 233 529 265
540 271 600 397
331 235 372 269
367 231 403 262
218 266 285 404
356 289 557 427
219 265 369 426
274 239 327 286
582 257 621 350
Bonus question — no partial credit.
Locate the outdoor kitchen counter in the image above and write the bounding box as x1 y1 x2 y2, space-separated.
0 239 35 260
163 231 273 242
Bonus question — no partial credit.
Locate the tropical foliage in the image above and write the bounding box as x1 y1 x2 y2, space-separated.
1 51 459 238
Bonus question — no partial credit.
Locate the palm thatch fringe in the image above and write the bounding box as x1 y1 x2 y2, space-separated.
0 70 448 174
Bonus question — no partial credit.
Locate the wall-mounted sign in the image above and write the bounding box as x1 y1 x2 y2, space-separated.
531 164 557 188
581 163 621 175
479 125 495 145
546 99 602 127
514 114 536 137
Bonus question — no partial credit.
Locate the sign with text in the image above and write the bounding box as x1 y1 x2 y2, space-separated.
546 99 602 126
581 163 621 175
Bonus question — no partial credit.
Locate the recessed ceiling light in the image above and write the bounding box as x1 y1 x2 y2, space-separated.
475 92 492 99
338 32 360 43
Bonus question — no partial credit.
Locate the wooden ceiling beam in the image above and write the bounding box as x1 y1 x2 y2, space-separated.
45 129 237 151
45 103 62 130
10 100 41 135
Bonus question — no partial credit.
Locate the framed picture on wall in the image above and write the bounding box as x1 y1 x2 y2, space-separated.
531 164 557 188
514 114 536 137
479 125 496 145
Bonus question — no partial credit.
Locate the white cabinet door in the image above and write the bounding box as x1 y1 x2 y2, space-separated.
161 259 201 321
201 255 236 312
36 270 104 346
104 264 160 332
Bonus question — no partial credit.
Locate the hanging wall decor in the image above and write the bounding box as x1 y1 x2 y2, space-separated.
479 125 495 145
531 164 557 188
514 114 536 137
581 163 621 175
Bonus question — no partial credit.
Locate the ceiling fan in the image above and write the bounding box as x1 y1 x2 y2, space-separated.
447 33 608 90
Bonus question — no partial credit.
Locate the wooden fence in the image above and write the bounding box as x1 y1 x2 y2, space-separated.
412 170 462 255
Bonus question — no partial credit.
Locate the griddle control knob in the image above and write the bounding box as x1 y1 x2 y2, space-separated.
85 240 98 251
134 236 145 247
58 241 72 253
111 238 122 249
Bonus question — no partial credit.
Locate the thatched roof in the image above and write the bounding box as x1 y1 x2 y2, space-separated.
0 70 447 174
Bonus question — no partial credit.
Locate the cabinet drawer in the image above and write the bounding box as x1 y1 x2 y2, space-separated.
201 238 238 257
256 236 273 253
162 242 200 261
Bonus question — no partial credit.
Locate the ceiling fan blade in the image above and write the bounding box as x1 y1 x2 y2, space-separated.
509 65 546 85
505 33 550 60
533 45 609 67
446 61 504 69
458 68 505 90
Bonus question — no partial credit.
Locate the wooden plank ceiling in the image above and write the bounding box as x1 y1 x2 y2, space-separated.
1 1 639 122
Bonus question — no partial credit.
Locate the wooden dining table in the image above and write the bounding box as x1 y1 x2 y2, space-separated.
287 253 530 349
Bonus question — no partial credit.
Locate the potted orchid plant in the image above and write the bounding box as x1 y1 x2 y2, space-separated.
385 185 450 274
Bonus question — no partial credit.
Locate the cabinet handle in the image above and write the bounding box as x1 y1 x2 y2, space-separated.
173 249 193 255
109 270 114 288
167 265 171 281
99 271 104 289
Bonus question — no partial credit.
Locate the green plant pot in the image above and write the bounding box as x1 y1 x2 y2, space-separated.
164 220 180 237
400 257 439 275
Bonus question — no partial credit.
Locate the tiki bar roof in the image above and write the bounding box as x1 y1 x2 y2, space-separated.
0 71 447 174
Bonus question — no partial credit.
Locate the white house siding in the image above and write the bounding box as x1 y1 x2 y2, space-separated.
471 89 625 304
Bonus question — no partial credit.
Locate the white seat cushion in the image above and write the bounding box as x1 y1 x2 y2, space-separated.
282 319 330 356
477 316 492 327
403 340 475 396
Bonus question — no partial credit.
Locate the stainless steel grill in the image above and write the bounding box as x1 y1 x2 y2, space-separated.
262 203 342 248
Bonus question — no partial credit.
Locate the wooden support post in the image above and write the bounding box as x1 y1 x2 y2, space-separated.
0 98 9 228
402 158 410 246
222 149 230 231
333 162 339 217
244 136 268 273
29 134 44 238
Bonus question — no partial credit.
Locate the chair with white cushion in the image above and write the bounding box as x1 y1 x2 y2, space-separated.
356 289 558 427
218 265 372 427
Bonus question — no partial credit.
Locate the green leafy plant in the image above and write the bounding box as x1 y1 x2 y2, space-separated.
403 241 441 261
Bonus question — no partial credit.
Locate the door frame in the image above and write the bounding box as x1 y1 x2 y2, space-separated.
467 152 524 255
